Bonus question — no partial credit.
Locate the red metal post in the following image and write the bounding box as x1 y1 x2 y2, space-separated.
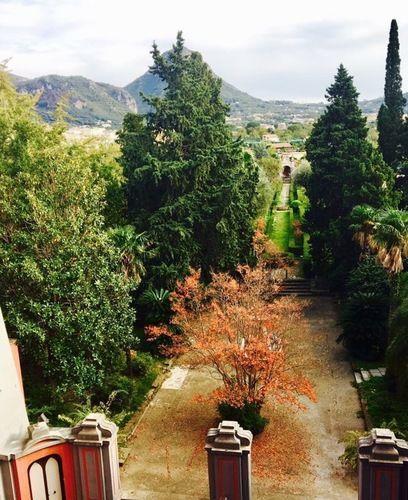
359 428 408 500
205 420 252 500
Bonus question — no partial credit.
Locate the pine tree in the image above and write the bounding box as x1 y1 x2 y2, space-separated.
118 33 258 289
378 19 406 165
306 65 395 285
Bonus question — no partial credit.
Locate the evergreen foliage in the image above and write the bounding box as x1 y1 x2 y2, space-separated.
0 70 137 397
387 272 408 398
338 258 391 359
378 20 406 166
118 33 258 288
305 65 395 284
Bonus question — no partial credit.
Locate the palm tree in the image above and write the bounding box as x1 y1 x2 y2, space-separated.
108 225 154 374
108 225 153 283
350 205 377 254
371 209 408 274
350 206 408 273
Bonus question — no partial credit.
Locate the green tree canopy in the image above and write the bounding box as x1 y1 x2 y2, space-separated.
338 257 391 360
305 64 395 284
378 19 406 166
118 32 258 288
0 70 137 397
387 272 408 398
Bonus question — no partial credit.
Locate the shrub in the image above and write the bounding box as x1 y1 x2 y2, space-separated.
94 365 158 414
290 199 302 213
218 402 269 436
139 288 171 324
339 430 369 472
27 351 159 428
387 272 408 398
293 160 312 189
338 258 390 360
131 352 157 377
359 377 408 439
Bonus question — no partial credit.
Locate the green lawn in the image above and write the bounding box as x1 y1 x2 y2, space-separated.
268 209 290 252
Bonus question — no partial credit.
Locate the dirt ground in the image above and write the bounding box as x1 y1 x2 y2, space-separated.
121 297 364 499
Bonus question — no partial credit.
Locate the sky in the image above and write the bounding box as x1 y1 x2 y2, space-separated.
1 0 408 102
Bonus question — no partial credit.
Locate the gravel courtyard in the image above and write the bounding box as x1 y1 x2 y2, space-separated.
121 297 363 499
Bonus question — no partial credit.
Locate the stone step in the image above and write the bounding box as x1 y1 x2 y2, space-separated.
282 278 309 283
281 282 310 286
276 288 331 297
279 285 312 290
275 278 331 297
277 286 311 290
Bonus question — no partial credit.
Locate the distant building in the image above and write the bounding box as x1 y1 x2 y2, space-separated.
269 142 294 153
277 122 287 130
292 151 306 161
262 133 280 143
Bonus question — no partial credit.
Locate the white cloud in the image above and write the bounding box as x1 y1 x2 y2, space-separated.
1 0 408 100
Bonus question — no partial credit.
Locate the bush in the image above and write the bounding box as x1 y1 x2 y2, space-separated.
339 430 369 472
256 165 275 216
94 359 158 414
387 272 408 398
293 160 312 189
290 199 301 212
131 352 157 377
338 258 390 360
359 377 408 439
139 288 171 324
27 352 161 429
218 402 269 435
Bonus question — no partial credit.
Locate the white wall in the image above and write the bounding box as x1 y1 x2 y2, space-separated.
0 308 29 454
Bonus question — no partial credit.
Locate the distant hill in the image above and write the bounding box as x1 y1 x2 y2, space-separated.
124 68 291 118
125 48 408 124
16 75 137 127
11 51 408 128
10 73 28 85
125 50 326 123
359 93 408 114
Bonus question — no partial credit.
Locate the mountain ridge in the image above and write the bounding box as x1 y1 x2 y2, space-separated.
11 55 407 128
16 74 137 127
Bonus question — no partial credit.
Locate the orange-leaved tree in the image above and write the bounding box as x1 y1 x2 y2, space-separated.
146 264 316 433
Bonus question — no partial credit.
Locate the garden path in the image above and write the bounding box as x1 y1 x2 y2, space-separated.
121 297 363 499
280 181 291 208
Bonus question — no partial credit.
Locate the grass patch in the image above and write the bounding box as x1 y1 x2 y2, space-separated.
359 377 408 439
267 209 290 252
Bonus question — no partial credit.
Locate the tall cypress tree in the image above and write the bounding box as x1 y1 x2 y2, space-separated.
306 65 394 286
118 33 258 288
378 19 406 165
